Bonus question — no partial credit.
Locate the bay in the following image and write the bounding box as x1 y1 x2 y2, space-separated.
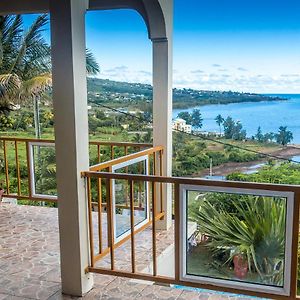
173 94 300 144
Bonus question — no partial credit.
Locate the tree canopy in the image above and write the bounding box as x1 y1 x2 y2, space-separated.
275 126 293 146
177 109 203 129
0 14 100 115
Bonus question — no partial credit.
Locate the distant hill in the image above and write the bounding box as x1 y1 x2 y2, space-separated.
87 78 286 110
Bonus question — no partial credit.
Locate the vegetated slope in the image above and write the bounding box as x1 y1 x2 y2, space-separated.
87 78 286 109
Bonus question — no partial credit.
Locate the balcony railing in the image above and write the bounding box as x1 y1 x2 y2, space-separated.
0 136 151 202
83 145 164 265
82 155 300 300
2 136 300 299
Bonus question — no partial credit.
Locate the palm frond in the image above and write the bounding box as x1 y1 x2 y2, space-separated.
0 16 22 72
21 73 52 98
0 73 21 96
0 30 3 66
190 194 286 284
86 48 100 75
8 14 49 76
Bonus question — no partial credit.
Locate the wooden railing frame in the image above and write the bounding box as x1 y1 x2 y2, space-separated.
82 171 300 300
84 145 165 268
2 136 300 298
0 137 152 202
0 137 152 147
89 146 163 172
88 146 164 212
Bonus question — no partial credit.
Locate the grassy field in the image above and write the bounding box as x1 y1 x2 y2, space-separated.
0 127 137 193
1 126 285 194
206 138 282 153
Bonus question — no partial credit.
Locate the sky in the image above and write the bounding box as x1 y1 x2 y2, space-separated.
23 0 300 93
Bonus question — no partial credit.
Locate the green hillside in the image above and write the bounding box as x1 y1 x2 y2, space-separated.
87 78 287 109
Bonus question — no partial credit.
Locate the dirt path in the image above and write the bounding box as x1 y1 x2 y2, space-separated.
196 145 300 177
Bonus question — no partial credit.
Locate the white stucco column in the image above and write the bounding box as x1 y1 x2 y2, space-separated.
50 0 93 296
152 2 173 229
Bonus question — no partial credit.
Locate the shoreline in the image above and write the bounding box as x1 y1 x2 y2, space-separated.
173 94 290 110
196 145 300 177
173 97 288 111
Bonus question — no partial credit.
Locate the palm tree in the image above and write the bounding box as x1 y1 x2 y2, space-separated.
215 114 224 135
21 74 52 138
0 15 51 112
275 126 293 147
0 14 100 138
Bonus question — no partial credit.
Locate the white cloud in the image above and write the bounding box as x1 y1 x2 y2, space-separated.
99 65 152 84
237 67 248 72
191 69 205 74
173 70 300 93
98 65 300 93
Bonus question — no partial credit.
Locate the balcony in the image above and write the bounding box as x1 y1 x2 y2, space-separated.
0 202 258 300
1 1 300 299
0 138 247 299
1 137 299 299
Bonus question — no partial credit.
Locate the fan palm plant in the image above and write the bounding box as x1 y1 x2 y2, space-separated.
0 14 100 137
190 194 286 285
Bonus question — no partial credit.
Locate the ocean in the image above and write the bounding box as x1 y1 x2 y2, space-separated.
173 94 300 144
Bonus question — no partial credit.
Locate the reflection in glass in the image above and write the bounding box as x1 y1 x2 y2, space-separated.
32 145 57 196
113 160 148 238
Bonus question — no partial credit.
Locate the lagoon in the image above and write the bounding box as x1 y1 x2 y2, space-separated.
173 94 300 143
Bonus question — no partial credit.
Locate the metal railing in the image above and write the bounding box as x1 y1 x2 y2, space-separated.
82 168 300 300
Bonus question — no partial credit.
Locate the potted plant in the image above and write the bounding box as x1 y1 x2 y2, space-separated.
233 252 248 279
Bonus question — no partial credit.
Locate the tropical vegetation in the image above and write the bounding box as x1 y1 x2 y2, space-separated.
215 114 224 134
1 11 300 293
189 191 286 285
0 14 99 139
227 162 300 185
253 126 293 146
177 109 203 129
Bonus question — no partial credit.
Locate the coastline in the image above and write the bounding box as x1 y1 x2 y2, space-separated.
173 96 288 110
196 145 300 177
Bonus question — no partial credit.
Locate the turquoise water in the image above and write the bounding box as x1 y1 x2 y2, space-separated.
173 94 300 143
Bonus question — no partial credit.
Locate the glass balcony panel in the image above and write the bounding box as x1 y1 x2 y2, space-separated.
31 144 57 197
182 187 293 295
112 157 149 240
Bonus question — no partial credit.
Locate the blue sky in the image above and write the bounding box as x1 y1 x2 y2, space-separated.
23 0 300 93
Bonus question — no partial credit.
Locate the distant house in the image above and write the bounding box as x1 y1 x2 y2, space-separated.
172 118 192 134
121 124 129 130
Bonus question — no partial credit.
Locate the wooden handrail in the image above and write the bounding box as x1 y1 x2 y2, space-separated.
89 146 164 171
83 169 300 300
81 171 300 192
89 141 152 147
0 137 54 143
0 136 152 148
0 136 153 202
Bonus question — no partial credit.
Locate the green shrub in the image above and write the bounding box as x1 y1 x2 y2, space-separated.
190 193 286 285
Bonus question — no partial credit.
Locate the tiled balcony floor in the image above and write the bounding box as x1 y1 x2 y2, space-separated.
0 203 256 300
